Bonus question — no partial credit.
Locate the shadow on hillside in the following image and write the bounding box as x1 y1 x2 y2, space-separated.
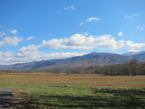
10 88 145 109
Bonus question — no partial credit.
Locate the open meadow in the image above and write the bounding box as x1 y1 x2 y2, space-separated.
0 73 145 109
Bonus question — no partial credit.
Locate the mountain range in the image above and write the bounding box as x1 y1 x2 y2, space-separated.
1 51 145 70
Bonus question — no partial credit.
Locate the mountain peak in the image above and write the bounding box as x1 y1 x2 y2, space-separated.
91 52 98 54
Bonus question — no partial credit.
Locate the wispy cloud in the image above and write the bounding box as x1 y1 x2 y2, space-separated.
118 31 124 36
0 32 6 37
86 17 100 22
125 14 139 21
80 22 83 26
10 29 17 34
80 17 100 26
137 25 144 30
63 5 75 10
57 5 75 14
27 36 34 40
129 14 138 18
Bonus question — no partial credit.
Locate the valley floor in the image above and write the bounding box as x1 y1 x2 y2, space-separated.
0 73 145 108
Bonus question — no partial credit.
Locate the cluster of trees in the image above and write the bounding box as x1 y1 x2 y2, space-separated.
85 58 145 76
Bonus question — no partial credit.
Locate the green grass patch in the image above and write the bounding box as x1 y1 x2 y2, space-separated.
0 83 145 109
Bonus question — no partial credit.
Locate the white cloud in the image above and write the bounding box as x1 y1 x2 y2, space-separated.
10 30 17 34
42 33 145 51
42 38 67 50
118 31 123 36
63 5 75 10
0 32 6 37
2 32 145 65
15 45 39 58
42 34 118 50
0 36 22 47
27 36 34 40
128 49 141 53
125 41 145 49
137 25 144 30
15 45 86 61
80 17 101 26
0 51 13 65
19 45 38 52
86 17 100 22
0 51 13 58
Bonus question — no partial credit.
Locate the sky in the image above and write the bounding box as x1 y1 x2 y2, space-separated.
0 0 145 65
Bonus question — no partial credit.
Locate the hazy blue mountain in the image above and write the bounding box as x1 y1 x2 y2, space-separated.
3 52 140 70
131 52 145 60
123 50 145 60
0 65 8 69
5 61 36 70
123 51 142 56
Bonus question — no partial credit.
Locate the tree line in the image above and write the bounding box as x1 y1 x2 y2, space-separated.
84 58 145 76
64 58 145 76
45 58 145 76
1 58 145 76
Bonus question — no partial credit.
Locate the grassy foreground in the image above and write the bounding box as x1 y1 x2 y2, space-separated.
0 73 145 109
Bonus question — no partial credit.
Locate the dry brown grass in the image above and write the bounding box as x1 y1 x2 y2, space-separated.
0 73 145 88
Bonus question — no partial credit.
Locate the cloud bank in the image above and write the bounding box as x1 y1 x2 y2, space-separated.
1 44 87 65
42 33 145 51
1 33 145 65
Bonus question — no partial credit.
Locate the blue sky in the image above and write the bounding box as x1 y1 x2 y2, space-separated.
0 0 145 65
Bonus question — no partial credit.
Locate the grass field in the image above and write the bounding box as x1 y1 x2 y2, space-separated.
0 73 145 109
